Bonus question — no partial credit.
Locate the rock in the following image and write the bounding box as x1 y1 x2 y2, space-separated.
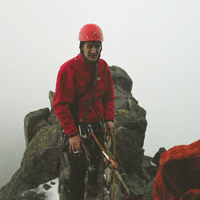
0 169 38 200
115 127 144 173
141 156 157 181
128 173 146 196
110 66 138 110
21 125 63 185
110 65 133 94
109 66 147 175
49 90 55 111
152 147 166 167
33 120 49 134
58 151 70 199
12 191 46 200
24 108 50 146
0 65 152 200
114 99 147 173
43 184 51 190
115 101 147 135
142 180 154 200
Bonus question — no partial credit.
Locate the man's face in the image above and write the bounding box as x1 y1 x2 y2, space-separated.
81 41 102 62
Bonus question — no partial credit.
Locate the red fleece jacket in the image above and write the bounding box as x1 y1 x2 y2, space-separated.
53 53 115 137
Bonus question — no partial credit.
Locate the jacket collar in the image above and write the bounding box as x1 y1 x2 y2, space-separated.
77 53 97 70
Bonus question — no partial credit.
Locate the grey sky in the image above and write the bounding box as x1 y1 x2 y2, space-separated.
1 0 200 187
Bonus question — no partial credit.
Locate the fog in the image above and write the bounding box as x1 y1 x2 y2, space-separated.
1 0 200 187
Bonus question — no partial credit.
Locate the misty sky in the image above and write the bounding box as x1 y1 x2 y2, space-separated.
1 0 200 187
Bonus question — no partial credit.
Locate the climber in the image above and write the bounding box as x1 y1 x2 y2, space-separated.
53 24 115 200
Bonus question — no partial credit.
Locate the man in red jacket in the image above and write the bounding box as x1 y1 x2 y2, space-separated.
53 24 115 200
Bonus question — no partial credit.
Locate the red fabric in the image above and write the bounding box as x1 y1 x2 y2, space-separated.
153 139 200 200
180 189 200 200
53 53 115 137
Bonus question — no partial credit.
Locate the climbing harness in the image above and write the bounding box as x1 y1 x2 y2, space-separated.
61 123 142 200
79 125 95 173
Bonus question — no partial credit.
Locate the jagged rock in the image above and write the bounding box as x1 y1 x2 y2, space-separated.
58 151 70 199
114 101 147 135
0 124 63 200
110 65 133 95
115 126 144 173
48 91 62 127
49 90 55 111
152 147 166 167
141 156 157 181
128 173 146 197
0 169 38 200
24 108 50 146
110 66 138 110
21 125 63 185
142 180 154 200
0 65 151 200
114 99 147 173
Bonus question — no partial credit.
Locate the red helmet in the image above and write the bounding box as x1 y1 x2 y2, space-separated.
79 24 103 42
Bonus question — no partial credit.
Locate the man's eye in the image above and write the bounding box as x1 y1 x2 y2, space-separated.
86 44 101 49
88 45 93 49
95 45 101 49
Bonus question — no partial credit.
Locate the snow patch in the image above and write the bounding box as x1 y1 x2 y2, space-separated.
31 178 59 200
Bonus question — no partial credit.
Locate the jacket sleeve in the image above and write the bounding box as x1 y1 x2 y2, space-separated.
53 64 78 137
103 66 115 122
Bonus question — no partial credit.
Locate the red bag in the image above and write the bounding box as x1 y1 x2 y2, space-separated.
153 140 200 200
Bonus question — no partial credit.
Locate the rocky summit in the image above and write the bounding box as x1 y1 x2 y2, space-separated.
0 66 159 200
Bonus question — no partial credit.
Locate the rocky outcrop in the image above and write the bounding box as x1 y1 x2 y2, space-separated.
24 108 51 146
111 66 147 174
0 66 155 200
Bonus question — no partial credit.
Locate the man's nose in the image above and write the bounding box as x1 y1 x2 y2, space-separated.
91 46 96 54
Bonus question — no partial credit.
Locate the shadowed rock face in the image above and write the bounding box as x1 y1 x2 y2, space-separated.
0 66 152 200
110 66 147 174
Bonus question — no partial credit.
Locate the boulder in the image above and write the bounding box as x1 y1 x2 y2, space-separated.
21 124 63 184
0 124 63 200
110 65 138 110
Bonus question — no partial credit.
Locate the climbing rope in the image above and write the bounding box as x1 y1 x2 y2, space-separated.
87 125 135 199
111 133 116 200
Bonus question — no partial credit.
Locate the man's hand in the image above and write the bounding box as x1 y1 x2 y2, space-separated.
69 135 83 156
105 121 115 136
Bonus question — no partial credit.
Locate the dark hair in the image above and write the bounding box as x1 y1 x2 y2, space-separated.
79 41 85 49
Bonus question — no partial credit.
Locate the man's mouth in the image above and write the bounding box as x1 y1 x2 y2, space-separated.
89 55 97 58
